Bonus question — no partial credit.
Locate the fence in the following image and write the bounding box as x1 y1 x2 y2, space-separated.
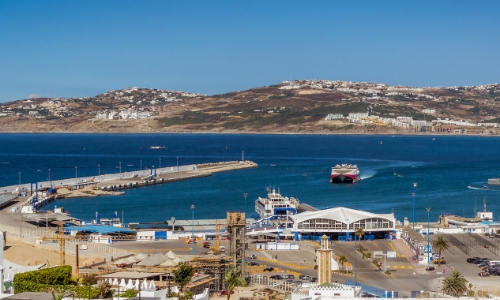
247 274 303 292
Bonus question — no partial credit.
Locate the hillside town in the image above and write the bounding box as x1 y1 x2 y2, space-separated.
0 80 499 135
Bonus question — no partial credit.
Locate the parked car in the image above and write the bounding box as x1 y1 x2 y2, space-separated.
425 266 435 271
282 274 295 279
467 257 481 263
477 262 489 268
299 275 312 280
248 262 260 266
248 254 257 259
479 271 490 277
263 267 275 272
270 275 282 280
310 277 318 282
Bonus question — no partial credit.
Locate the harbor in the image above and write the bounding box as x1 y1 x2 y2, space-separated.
0 160 258 212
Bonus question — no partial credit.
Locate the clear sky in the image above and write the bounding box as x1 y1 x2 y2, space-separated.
1 1 499 102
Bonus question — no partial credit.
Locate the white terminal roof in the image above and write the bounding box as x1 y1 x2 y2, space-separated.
290 206 394 224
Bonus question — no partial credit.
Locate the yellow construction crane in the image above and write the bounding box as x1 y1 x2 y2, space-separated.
42 220 71 267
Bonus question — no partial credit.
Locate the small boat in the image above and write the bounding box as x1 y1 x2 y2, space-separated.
271 164 276 167
149 146 166 150
413 183 418 187
394 172 398 176
303 173 308 177
484 185 488 189
432 138 436 141
127 164 133 167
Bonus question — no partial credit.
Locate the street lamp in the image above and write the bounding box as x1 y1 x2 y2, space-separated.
18 171 21 187
243 193 248 214
354 221 357 287
159 158 161 169
140 160 142 174
75 166 78 183
426 207 431 264
412 192 416 229
98 164 100 178
119 162 122 178
191 204 195 255
48 168 51 186
176 157 179 172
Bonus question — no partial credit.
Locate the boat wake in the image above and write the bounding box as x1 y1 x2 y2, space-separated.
467 185 499 191
360 170 376 180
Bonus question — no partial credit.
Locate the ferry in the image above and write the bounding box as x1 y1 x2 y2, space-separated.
149 146 166 150
255 188 299 219
330 164 360 183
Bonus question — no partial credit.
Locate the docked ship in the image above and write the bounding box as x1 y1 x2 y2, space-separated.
488 178 500 186
330 164 361 183
255 188 299 219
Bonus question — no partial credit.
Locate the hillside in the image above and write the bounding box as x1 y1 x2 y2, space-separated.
1 81 499 135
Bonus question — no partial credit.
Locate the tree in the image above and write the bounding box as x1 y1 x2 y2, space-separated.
173 262 194 294
355 228 364 241
442 271 468 297
224 266 247 300
431 235 450 266
338 255 347 270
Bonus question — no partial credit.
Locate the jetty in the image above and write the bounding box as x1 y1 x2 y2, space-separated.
0 160 258 211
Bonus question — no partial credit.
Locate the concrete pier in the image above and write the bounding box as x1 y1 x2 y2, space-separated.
0 161 258 205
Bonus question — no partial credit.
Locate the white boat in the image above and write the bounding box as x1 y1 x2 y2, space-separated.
488 178 500 186
331 164 360 183
255 188 299 219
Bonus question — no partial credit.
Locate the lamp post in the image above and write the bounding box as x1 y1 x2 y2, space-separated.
159 158 161 169
354 222 357 287
191 204 195 255
140 160 142 174
98 164 100 178
48 168 51 186
412 192 416 229
176 157 179 172
119 162 122 178
75 166 78 183
18 171 21 187
243 193 248 214
426 207 431 264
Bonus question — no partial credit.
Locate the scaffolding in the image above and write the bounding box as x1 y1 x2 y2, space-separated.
191 253 230 293
226 212 246 274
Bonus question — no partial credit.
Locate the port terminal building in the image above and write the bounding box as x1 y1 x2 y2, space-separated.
289 207 396 241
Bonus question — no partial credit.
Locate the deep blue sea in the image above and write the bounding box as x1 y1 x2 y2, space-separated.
1 133 499 224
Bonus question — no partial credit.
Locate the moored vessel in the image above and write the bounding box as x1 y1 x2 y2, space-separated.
255 187 299 219
330 163 360 183
488 178 500 186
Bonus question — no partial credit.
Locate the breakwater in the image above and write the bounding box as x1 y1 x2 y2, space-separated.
0 161 258 211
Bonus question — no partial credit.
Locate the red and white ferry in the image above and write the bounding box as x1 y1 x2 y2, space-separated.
330 164 360 183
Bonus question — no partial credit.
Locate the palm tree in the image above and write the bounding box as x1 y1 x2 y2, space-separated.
338 255 347 270
224 266 247 300
431 235 450 266
442 271 468 297
356 228 365 242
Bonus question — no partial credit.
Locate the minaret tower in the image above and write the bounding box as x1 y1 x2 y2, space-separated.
317 234 333 285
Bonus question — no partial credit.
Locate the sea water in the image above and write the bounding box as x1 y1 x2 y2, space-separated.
0 133 499 224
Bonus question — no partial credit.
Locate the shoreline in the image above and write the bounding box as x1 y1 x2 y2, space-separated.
0 130 498 138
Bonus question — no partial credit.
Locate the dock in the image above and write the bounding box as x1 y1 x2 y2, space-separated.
0 160 258 211
298 203 319 213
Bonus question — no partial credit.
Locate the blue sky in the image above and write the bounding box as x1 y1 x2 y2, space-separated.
1 1 499 102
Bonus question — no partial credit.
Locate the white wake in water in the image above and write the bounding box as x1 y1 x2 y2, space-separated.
361 170 377 180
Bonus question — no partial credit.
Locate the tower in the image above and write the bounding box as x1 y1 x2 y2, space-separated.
226 212 246 274
317 234 333 285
